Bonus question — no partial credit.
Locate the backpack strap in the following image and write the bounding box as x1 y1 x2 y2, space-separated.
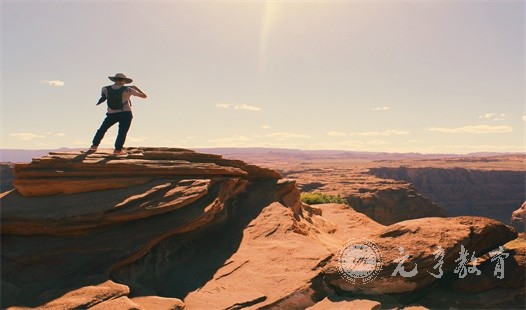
121 86 131 106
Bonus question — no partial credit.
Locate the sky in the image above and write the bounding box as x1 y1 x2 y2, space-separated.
1 0 524 154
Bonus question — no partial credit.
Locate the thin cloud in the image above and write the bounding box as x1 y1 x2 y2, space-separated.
261 125 270 129
522 115 526 122
207 135 252 144
10 132 46 140
235 104 261 111
45 131 66 137
10 131 65 140
372 106 389 111
41 80 64 87
266 132 310 139
216 103 231 109
366 139 390 145
349 130 410 136
478 113 506 121
216 103 261 111
327 131 346 137
426 125 513 134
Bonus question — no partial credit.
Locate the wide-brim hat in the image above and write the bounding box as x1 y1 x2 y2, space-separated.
108 73 133 84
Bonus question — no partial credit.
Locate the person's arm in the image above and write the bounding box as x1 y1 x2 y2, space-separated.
129 85 147 98
96 87 107 105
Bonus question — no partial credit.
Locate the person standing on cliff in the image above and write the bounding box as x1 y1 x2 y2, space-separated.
89 73 147 155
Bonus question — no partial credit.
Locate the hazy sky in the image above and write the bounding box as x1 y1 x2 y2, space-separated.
2 1 524 153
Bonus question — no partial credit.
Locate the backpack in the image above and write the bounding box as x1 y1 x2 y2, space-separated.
106 86 128 110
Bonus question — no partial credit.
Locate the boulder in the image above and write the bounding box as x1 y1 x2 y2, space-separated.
6 280 131 310
324 216 518 295
88 296 144 310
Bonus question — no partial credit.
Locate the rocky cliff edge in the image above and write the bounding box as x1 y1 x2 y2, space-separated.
1 148 523 309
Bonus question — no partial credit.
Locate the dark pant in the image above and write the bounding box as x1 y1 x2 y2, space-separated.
92 111 133 150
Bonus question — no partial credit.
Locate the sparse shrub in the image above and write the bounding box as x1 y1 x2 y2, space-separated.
300 192 348 205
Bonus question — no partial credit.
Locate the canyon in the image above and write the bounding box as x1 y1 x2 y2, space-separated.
220 151 524 227
369 165 524 224
0 148 524 309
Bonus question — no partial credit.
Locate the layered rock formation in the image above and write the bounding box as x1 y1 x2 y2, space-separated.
2 148 318 309
511 202 526 233
12 147 280 197
345 184 446 225
370 167 525 224
1 148 523 309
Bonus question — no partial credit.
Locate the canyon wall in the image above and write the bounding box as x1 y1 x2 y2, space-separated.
369 167 525 223
0 163 15 193
280 164 446 225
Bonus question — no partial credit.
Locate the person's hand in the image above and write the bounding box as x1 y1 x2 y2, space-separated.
130 85 145 94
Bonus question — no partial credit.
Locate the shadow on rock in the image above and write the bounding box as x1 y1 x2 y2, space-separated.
109 180 278 300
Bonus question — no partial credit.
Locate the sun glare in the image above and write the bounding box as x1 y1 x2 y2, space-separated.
259 2 280 74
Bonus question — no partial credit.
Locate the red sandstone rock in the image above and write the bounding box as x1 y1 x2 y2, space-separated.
324 216 517 295
131 296 185 310
180 202 333 309
451 238 526 294
12 147 282 197
307 297 381 310
6 280 130 310
370 167 525 224
0 148 301 308
511 202 526 233
2 148 522 309
346 185 446 225
269 162 446 225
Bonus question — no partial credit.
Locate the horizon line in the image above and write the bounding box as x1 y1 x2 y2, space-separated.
0 146 524 157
